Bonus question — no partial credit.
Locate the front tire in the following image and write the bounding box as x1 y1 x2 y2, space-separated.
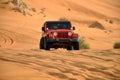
40 37 44 49
44 40 50 50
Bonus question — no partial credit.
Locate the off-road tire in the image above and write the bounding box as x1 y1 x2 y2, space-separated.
73 42 80 50
40 37 44 49
44 41 50 50
67 46 72 50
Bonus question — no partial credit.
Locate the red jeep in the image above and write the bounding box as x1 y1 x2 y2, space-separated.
40 21 80 50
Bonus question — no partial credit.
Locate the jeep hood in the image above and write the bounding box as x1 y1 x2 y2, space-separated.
47 29 73 33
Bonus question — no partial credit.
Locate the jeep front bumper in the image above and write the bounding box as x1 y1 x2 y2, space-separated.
46 38 79 43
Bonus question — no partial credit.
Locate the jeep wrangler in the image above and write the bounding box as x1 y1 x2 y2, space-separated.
40 21 80 50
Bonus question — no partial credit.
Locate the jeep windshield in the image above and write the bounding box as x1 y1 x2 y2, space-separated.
46 22 71 29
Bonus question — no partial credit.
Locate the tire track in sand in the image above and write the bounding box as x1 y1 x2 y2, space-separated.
0 49 120 80
0 29 14 47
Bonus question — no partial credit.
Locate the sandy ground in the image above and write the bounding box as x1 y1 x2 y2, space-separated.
0 49 120 80
0 0 120 80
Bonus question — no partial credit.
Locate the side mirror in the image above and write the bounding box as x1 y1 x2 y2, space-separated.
73 26 75 30
42 27 45 31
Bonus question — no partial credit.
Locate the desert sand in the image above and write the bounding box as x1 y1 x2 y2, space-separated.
0 0 120 80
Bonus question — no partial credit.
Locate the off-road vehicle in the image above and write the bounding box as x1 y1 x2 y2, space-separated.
40 21 80 50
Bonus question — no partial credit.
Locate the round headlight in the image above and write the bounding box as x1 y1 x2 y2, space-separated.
53 32 58 36
68 32 73 36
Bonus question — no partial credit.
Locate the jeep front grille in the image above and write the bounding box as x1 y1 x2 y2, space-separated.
57 32 68 38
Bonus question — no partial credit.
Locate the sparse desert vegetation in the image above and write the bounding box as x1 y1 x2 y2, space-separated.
106 19 114 24
113 41 120 49
59 17 68 21
79 37 90 49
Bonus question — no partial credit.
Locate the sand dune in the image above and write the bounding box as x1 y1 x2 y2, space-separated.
0 49 120 80
0 0 120 80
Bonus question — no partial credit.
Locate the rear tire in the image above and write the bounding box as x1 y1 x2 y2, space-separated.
67 46 72 50
73 42 80 50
